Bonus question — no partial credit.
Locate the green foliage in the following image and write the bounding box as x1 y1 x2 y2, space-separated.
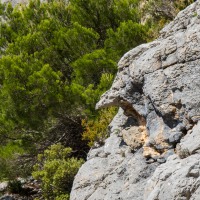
71 0 140 46
143 0 195 40
7 180 23 194
105 20 147 60
0 0 186 192
72 49 116 87
174 0 194 11
0 0 146 158
32 143 84 200
85 73 115 107
82 107 118 147
0 0 195 197
55 194 70 200
0 142 24 180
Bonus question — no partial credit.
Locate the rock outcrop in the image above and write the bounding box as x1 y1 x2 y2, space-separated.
70 1 200 200
1 0 28 6
1 0 46 6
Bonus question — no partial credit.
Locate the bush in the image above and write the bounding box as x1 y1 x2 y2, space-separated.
32 143 84 200
7 180 23 194
82 107 118 147
0 142 25 181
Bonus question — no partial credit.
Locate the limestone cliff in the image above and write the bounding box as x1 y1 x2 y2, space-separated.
70 1 200 200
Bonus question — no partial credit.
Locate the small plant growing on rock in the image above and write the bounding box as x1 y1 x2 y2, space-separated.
82 107 117 147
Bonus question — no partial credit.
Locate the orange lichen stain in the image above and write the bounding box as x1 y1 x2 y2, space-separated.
139 125 148 144
122 125 147 150
143 146 160 158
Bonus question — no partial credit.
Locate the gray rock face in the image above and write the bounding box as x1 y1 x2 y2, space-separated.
144 153 200 200
1 0 46 6
177 121 200 158
1 0 28 6
0 196 15 200
71 109 158 200
0 182 8 192
70 1 200 200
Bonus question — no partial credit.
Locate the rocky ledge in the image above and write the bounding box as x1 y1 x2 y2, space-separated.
70 1 200 200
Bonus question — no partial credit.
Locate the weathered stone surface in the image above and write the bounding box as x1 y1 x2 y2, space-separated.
144 120 200 200
96 0 200 160
71 111 177 200
70 110 158 200
1 0 28 5
1 0 46 6
71 1 200 200
122 126 146 150
0 182 8 192
0 196 15 200
144 154 200 200
177 121 200 156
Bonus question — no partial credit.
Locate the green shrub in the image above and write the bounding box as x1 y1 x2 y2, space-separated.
55 194 70 200
7 180 23 194
82 107 118 147
0 142 25 181
32 143 84 200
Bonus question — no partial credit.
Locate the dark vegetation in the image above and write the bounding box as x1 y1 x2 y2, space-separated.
0 0 194 199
